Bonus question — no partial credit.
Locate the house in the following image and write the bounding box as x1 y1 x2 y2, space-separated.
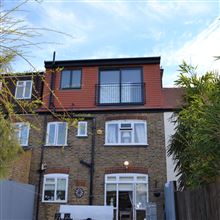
1 57 183 220
0 72 44 183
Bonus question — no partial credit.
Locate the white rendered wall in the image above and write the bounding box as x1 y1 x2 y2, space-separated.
164 112 178 182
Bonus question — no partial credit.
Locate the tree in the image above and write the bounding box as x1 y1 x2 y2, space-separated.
0 115 22 178
0 0 70 178
168 61 220 190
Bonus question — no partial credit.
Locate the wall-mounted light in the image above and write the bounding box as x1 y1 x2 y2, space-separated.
96 129 103 135
123 161 129 169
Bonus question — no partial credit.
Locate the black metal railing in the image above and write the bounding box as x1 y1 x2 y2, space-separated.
96 83 145 105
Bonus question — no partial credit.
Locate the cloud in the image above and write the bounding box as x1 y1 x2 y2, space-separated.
161 17 220 86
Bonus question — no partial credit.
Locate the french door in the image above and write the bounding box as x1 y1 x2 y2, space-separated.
105 173 148 220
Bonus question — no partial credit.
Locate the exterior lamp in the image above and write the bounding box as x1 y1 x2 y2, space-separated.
123 161 129 169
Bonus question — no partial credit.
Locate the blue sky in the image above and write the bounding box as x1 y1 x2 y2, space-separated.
3 0 220 86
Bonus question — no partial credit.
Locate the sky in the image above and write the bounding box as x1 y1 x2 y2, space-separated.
3 0 220 86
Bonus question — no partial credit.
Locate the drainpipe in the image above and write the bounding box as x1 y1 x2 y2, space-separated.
89 117 96 205
49 51 56 109
79 116 96 205
36 114 47 220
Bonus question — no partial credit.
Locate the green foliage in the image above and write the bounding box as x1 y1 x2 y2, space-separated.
0 114 23 179
168 61 220 190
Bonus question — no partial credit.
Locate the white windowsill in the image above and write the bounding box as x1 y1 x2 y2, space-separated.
15 97 32 100
104 143 148 146
44 144 68 147
42 200 67 203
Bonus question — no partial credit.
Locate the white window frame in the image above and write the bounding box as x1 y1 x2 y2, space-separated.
77 121 88 137
14 122 30 146
45 122 68 146
104 173 149 220
42 173 69 203
105 120 148 146
15 80 33 99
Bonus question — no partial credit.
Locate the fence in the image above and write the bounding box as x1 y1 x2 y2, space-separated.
164 181 176 220
0 180 35 220
175 179 220 220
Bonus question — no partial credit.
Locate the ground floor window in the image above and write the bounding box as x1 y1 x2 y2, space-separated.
105 173 148 220
42 173 68 203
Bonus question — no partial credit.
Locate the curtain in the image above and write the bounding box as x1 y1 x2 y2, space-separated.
24 81 32 98
16 82 24 98
20 124 29 145
100 84 120 104
136 183 148 209
57 123 67 145
48 124 55 145
128 191 133 206
134 123 146 143
107 124 118 143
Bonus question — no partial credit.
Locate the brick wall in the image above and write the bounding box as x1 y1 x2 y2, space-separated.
27 111 167 220
7 150 32 183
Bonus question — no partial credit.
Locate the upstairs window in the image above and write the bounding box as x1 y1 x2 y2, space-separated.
105 120 147 145
61 69 81 89
42 173 68 203
77 121 88 137
14 122 30 146
15 80 33 99
46 122 68 146
98 68 144 105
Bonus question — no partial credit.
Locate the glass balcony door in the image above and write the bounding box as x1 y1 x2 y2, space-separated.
99 68 143 104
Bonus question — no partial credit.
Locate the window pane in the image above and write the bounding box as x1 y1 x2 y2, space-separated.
56 178 66 200
121 69 142 103
78 122 87 136
100 70 120 84
48 124 55 145
57 178 66 190
44 184 55 201
106 183 116 191
136 183 148 209
57 123 67 145
121 69 141 83
61 71 71 88
16 85 24 98
107 176 116 181
107 124 118 144
121 130 132 143
106 191 117 208
118 183 133 191
14 124 20 140
71 70 81 88
100 71 120 103
45 178 55 182
119 176 134 181
24 81 32 98
137 176 147 181
20 124 29 145
134 123 146 143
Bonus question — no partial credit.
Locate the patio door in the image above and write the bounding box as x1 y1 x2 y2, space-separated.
105 173 148 220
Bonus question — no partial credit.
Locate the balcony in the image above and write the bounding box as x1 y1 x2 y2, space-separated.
96 83 145 105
